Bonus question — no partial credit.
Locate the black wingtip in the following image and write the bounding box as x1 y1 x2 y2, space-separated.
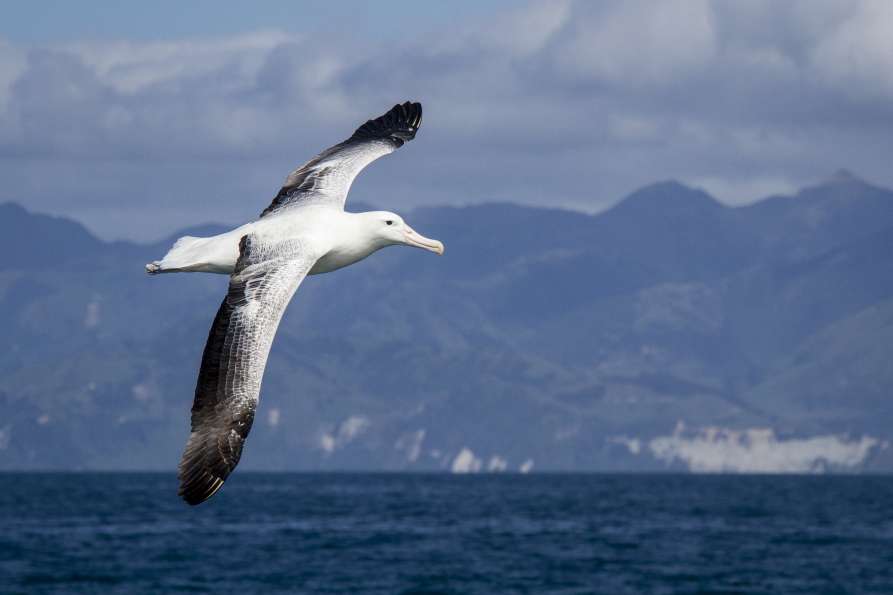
351 101 422 145
178 469 227 506
177 430 235 506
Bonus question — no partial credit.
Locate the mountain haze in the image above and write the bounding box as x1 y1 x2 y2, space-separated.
2 174 892 473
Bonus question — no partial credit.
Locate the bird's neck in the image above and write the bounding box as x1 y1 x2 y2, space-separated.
309 211 386 275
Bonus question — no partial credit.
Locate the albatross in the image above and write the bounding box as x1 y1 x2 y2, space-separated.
146 101 442 505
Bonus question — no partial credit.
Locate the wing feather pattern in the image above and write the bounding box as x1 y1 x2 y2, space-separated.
178 234 317 505
260 101 422 217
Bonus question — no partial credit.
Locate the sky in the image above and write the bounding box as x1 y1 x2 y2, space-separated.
1 0 892 241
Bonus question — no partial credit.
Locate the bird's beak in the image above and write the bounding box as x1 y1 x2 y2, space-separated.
403 225 444 255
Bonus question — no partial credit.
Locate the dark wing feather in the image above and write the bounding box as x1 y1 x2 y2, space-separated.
178 235 317 505
260 101 422 217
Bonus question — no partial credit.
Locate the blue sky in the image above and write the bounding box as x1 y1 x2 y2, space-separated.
0 1 517 43
1 0 892 240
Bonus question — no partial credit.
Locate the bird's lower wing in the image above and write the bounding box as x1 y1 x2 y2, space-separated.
178 234 318 505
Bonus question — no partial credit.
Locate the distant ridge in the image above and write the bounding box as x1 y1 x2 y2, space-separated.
0 202 104 269
3 175 893 473
826 168 862 185
607 180 723 215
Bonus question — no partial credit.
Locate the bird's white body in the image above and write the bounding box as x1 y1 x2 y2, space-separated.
151 207 398 276
147 101 443 505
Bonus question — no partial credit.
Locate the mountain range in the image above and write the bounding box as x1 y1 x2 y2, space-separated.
2 170 892 473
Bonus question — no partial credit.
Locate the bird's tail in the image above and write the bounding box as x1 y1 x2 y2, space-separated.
145 235 205 274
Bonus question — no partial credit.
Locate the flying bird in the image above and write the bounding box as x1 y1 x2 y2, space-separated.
146 102 442 505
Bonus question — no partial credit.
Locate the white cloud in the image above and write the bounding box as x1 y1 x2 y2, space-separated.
451 447 482 473
131 383 151 402
690 175 798 205
811 0 893 98
64 30 294 94
394 429 426 463
318 432 335 454
318 415 370 454
550 1 716 86
83 299 100 329
479 0 573 57
519 459 534 473
267 407 280 428
2 1 893 240
609 436 641 455
338 416 369 442
649 422 883 472
487 456 508 472
0 39 25 111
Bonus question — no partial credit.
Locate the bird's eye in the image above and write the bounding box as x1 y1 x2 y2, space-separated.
385 220 394 226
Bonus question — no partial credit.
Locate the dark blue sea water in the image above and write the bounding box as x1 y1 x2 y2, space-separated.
2 474 893 594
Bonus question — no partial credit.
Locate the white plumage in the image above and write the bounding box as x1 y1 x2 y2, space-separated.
146 102 443 505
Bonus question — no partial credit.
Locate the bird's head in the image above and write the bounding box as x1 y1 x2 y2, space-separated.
365 211 444 255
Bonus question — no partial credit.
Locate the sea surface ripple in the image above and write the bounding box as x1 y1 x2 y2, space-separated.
2 473 893 594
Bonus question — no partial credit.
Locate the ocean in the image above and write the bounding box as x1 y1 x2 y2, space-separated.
2 473 892 594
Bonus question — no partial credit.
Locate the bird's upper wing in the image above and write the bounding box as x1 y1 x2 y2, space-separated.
178 234 318 505
260 101 422 217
